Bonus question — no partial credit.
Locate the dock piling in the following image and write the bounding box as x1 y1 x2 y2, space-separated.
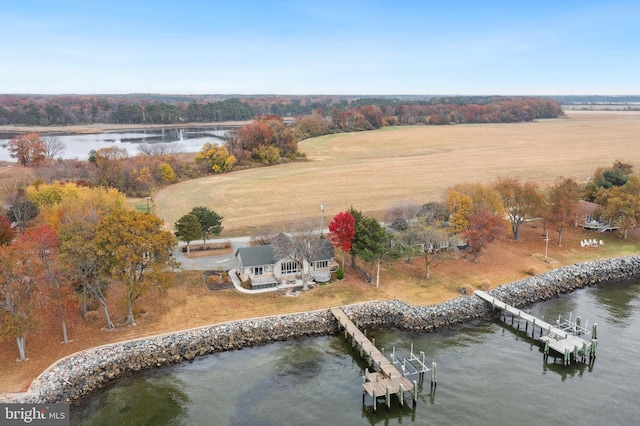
543 338 549 360
431 362 437 390
386 386 391 410
532 318 536 338
591 323 598 359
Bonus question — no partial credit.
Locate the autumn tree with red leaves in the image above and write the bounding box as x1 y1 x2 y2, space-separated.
0 215 15 245
357 105 385 129
327 211 356 272
236 120 272 152
27 224 74 344
463 207 505 263
232 115 299 165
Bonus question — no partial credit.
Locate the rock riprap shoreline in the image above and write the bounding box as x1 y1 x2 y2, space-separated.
3 256 639 404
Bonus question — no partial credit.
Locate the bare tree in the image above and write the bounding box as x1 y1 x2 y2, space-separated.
250 224 281 246
385 199 421 226
5 194 39 234
407 218 458 279
138 143 181 158
43 136 66 159
271 218 324 291
0 171 32 199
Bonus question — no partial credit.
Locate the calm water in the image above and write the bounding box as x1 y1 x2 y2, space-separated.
0 127 230 161
71 279 640 426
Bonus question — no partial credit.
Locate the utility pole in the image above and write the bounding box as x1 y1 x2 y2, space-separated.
544 231 550 262
320 201 325 237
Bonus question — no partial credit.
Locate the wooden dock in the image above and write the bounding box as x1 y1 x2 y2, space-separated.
330 307 422 410
474 290 597 365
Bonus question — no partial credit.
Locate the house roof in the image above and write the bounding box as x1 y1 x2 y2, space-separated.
235 245 274 267
269 233 334 261
235 238 334 266
578 200 599 216
316 239 334 261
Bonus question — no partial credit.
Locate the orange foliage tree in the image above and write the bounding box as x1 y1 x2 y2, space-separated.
546 177 581 247
494 177 545 241
8 133 46 166
0 235 45 361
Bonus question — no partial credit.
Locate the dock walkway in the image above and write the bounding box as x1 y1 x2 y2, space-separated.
474 290 595 365
330 307 414 399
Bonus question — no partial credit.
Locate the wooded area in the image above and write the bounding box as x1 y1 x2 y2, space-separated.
0 94 562 126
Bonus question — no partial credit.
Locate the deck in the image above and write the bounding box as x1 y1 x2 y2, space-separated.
474 290 595 364
582 219 619 232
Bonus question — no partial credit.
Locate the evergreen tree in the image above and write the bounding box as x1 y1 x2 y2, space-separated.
174 214 202 254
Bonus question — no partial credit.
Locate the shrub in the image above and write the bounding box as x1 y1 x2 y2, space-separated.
460 284 474 295
336 268 345 280
479 279 491 291
207 275 221 285
526 266 539 276
84 310 100 323
159 162 177 182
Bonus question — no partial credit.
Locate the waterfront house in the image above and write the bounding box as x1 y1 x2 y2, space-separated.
235 238 337 290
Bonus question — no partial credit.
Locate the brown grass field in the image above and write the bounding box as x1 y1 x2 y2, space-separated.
1 110 640 395
155 111 640 235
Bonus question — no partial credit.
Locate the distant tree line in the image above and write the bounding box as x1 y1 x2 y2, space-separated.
0 94 561 126
0 98 256 126
6 96 563 198
553 95 640 104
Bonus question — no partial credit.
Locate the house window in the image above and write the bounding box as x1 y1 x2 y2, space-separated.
315 260 328 269
253 266 264 276
281 261 298 274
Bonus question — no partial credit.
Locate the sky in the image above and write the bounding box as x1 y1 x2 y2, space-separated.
2 0 639 96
